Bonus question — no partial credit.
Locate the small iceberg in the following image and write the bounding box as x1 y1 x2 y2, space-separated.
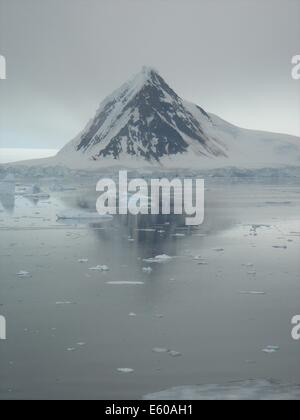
262 345 280 354
89 265 110 272
168 350 182 358
0 174 15 195
152 348 182 357
152 347 168 353
143 254 173 264
117 368 134 374
16 271 31 278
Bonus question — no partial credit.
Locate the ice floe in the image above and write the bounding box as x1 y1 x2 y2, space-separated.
117 368 134 373
262 345 280 354
16 271 31 278
152 348 182 357
89 265 109 272
143 254 173 263
152 347 168 353
143 380 300 400
168 350 182 358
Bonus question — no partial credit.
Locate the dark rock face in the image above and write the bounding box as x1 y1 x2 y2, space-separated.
75 67 227 162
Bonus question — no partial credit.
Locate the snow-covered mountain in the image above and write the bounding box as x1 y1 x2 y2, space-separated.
3 67 300 170
58 66 228 166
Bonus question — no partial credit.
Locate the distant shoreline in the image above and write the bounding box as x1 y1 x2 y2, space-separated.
0 148 58 164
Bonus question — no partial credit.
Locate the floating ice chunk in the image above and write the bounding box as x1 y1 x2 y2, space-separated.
152 348 182 357
143 254 173 264
262 346 280 354
239 291 266 295
106 281 144 285
152 347 168 353
129 312 137 317
76 342 86 346
172 233 185 237
117 368 134 373
89 265 109 272
168 350 182 358
16 271 31 278
143 380 300 400
67 348 76 352
78 258 89 263
142 267 153 274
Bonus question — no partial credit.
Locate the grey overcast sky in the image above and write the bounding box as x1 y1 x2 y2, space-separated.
0 0 300 150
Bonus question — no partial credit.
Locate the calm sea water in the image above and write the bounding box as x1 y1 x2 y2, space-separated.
0 178 299 399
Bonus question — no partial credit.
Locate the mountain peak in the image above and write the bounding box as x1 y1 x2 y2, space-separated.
59 67 228 163
126 65 164 93
140 65 160 80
